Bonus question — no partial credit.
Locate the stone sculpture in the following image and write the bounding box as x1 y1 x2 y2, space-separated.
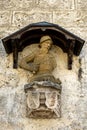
19 35 62 118
1 21 84 119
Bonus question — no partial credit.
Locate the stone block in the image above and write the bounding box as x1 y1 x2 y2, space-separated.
1 0 15 10
12 11 53 27
0 27 19 38
37 0 76 10
75 10 87 27
0 11 12 26
53 10 87 27
53 10 77 27
76 0 87 10
0 87 26 121
1 0 35 10
0 1 2 10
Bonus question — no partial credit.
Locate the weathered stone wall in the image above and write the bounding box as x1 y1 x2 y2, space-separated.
0 0 87 130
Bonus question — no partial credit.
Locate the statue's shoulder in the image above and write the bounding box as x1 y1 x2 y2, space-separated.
21 44 39 57
49 46 57 58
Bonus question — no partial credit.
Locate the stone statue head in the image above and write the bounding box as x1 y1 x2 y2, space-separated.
39 35 53 49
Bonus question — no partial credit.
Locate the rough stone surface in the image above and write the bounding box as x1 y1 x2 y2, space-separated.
0 0 87 130
0 11 12 26
12 11 53 27
53 10 87 27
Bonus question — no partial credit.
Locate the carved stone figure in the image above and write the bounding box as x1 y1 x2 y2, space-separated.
19 35 62 118
19 35 61 83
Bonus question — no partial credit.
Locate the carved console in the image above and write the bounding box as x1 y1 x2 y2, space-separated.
1 21 85 118
24 81 61 118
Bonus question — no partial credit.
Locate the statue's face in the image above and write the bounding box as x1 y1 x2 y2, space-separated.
41 40 52 50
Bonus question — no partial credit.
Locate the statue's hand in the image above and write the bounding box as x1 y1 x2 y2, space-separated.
31 64 39 74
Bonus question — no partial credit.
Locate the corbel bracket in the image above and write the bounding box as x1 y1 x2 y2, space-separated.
67 39 75 69
11 38 19 68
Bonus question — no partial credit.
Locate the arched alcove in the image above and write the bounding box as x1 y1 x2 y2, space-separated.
1 22 85 69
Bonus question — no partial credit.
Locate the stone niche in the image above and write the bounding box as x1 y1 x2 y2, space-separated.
1 21 85 119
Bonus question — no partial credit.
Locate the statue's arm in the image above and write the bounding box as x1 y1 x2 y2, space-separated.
19 54 37 72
